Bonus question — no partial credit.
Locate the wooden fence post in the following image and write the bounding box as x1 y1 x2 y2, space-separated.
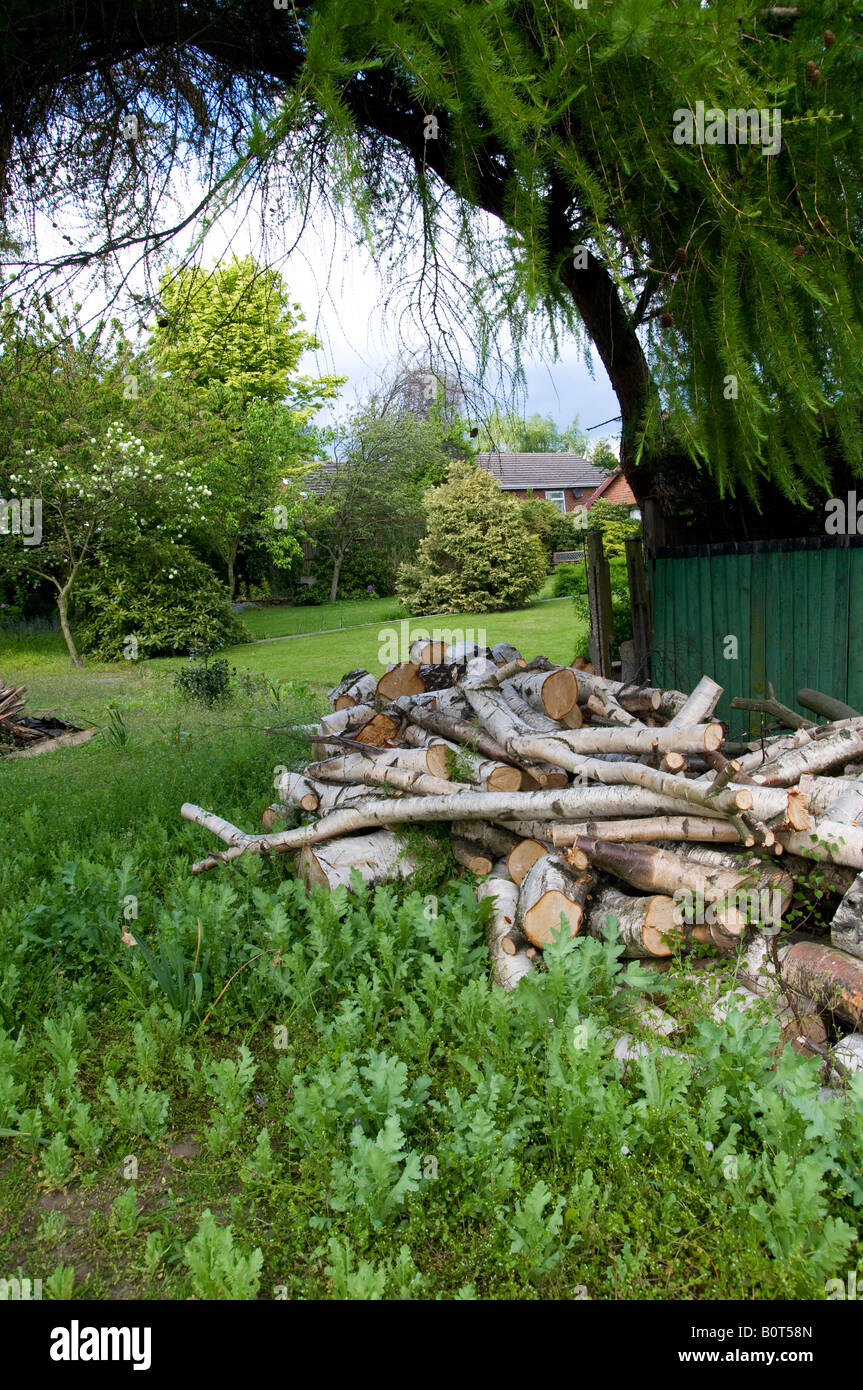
625 535 652 683
586 530 614 677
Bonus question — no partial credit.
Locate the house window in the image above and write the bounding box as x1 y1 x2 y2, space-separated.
545 489 567 513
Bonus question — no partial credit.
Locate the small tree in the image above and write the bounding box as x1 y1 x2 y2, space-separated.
518 496 576 563
2 422 210 664
302 407 451 602
150 256 344 596
397 461 546 614
580 500 642 559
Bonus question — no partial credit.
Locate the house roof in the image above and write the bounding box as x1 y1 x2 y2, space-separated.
586 469 637 508
475 452 609 491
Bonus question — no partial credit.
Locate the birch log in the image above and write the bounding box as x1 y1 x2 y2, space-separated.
514 724 723 757
327 669 373 708
298 829 418 890
666 675 723 727
515 855 594 947
550 816 739 847
452 837 494 876
830 874 863 961
477 876 533 990
491 641 523 665
332 673 379 710
823 771 863 826
776 819 863 870
404 703 518 768
779 939 863 1028
753 727 863 785
506 838 551 886
505 667 579 720
585 885 681 957
409 637 447 665
569 837 793 928
499 681 562 733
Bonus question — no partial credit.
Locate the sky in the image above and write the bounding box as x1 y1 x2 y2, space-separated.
25 163 622 452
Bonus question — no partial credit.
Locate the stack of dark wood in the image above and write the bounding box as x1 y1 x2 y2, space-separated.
182 643 863 1082
0 680 30 745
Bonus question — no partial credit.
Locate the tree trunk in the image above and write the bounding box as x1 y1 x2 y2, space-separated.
550 815 739 847
298 829 419 890
779 939 863 1029
226 550 236 601
666 675 723 728
477 876 533 991
56 584 83 667
329 546 346 603
830 874 863 961
569 837 793 930
505 668 579 721
515 854 594 948
506 838 550 886
585 884 681 958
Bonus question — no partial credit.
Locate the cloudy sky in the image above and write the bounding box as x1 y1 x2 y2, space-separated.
29 166 622 450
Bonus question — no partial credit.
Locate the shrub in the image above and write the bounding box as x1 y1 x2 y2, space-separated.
173 651 234 706
582 500 641 558
397 461 547 614
551 561 586 598
517 498 576 564
76 540 247 660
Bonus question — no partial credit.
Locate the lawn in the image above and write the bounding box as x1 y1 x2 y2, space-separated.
1 621 860 1302
224 597 581 687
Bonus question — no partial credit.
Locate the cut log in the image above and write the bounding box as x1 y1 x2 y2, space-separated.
327 669 373 709
409 637 447 665
452 837 493 876
777 819 863 871
584 690 640 726
376 663 427 700
616 686 662 714
276 771 323 812
516 763 570 791
298 829 419 891
499 680 562 733
404 702 518 768
352 711 401 747
332 673 379 710
550 816 740 847
513 724 724 757
505 667 579 721
780 939 863 1028
830 873 863 961
506 838 550 886
491 641 523 666
306 751 463 797
753 727 863 786
516 854 594 948
477 876 533 990
569 837 793 930
798 688 861 722
585 885 681 957
823 771 863 826
459 821 519 859
666 675 723 727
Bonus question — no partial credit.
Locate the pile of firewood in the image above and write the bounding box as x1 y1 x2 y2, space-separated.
0 680 30 745
181 641 863 1083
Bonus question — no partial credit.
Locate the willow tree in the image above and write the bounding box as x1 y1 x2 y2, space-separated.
2 1 862 543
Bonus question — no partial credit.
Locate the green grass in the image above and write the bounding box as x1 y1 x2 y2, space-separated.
239 595 406 641
223 595 582 687
1 635 861 1301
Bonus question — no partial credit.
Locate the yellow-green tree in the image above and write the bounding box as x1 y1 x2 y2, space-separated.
149 256 344 595
398 461 546 614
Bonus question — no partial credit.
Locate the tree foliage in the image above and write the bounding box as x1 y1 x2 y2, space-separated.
473 410 587 455
4 1 863 540
301 406 451 602
397 461 547 613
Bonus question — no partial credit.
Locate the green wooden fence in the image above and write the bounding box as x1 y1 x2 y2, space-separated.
650 536 863 736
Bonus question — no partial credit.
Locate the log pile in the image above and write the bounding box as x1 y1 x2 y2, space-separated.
181 649 863 1082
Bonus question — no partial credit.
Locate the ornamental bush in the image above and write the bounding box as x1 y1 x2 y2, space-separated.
76 539 247 661
397 462 547 614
